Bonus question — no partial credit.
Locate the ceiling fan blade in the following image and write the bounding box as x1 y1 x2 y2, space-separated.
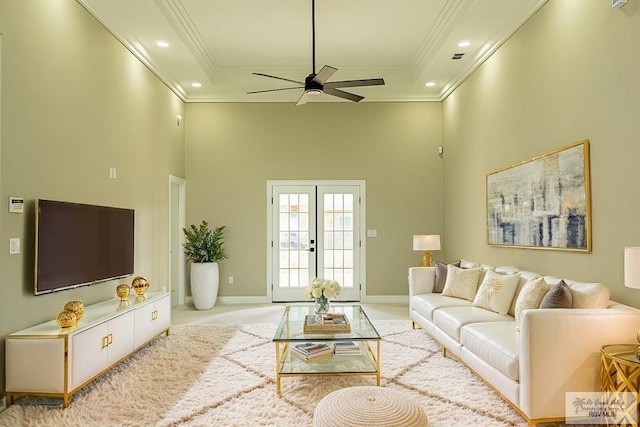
324 78 385 89
253 72 304 85
312 65 338 85
247 87 302 95
296 91 312 106
323 87 364 103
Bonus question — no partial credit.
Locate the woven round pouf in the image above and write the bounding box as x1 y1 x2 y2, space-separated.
313 386 429 427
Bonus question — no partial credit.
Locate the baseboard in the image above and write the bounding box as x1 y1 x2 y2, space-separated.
361 295 409 304
216 296 270 304
184 295 408 305
185 296 270 305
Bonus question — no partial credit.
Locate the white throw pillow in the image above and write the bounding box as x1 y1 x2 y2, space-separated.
472 270 520 315
515 277 550 331
442 265 483 301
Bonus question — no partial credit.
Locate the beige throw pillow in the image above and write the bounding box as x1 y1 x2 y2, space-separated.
442 265 483 301
472 270 520 315
434 260 461 293
514 277 550 331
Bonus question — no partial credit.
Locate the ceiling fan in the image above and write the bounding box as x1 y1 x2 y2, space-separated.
247 0 385 106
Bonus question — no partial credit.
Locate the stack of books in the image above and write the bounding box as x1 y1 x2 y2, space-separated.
333 341 363 357
291 342 333 361
303 313 351 334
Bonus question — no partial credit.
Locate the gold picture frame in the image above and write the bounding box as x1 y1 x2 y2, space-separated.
486 140 591 252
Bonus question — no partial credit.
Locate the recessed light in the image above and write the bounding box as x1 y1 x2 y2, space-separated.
156 40 169 48
192 82 202 88
457 41 471 48
425 82 436 87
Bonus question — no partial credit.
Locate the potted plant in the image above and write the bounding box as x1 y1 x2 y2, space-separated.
183 221 227 310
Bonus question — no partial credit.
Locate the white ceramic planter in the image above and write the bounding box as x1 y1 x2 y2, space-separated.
190 262 219 310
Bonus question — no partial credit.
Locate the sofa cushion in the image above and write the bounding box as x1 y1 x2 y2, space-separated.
514 277 550 331
433 306 512 341
472 270 520 315
460 322 519 381
434 260 461 293
543 276 610 308
459 259 479 269
539 279 572 308
410 294 471 321
442 265 483 301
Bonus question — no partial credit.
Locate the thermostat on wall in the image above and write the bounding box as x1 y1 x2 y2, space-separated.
9 197 24 213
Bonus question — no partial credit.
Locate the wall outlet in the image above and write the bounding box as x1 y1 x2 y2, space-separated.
228 276 234 285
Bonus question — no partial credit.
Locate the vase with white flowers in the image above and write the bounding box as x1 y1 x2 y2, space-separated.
306 278 341 314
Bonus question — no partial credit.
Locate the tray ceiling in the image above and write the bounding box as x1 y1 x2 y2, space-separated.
77 0 548 103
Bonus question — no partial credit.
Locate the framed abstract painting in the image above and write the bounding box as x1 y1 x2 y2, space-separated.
486 140 591 252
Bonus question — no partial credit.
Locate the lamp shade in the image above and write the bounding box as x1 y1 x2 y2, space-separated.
625 247 640 289
413 235 441 251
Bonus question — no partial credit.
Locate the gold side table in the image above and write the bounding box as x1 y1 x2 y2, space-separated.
600 344 640 426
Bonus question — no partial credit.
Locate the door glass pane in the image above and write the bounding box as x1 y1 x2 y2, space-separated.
278 192 310 289
322 193 354 289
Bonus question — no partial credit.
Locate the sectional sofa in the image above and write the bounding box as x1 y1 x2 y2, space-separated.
409 261 640 426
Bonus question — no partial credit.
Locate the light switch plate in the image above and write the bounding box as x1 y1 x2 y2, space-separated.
9 238 20 254
367 230 378 237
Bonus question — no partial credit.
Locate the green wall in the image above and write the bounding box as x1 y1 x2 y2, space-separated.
442 0 640 304
184 102 443 299
0 0 185 399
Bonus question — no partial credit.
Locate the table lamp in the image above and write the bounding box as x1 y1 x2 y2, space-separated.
624 247 640 347
413 235 441 267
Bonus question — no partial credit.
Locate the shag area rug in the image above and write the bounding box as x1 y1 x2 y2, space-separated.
0 321 567 426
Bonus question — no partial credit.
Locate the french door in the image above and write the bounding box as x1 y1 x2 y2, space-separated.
268 182 364 302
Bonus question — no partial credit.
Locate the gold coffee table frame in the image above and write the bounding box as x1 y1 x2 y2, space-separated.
273 305 381 395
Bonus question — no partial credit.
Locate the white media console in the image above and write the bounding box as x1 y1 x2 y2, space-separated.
5 291 170 407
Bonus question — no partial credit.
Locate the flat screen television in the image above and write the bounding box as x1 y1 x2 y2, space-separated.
34 199 134 295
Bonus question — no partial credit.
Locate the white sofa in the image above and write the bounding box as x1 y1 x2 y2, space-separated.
409 263 640 426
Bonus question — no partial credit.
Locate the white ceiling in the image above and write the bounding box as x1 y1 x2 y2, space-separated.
77 0 548 104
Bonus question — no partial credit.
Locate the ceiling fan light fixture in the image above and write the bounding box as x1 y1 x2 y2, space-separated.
248 0 384 105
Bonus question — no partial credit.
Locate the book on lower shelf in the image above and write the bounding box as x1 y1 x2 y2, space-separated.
291 342 333 361
333 341 363 357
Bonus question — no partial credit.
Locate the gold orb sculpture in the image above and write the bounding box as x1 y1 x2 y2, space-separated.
64 301 84 322
116 284 131 301
131 276 149 296
56 310 77 328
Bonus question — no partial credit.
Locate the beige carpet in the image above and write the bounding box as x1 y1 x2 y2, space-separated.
0 321 566 426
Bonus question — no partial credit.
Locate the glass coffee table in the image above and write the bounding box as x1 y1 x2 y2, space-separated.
273 305 381 395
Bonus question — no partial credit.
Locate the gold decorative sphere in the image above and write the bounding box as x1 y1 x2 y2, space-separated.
56 310 77 328
116 284 131 301
131 276 149 296
64 301 84 322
